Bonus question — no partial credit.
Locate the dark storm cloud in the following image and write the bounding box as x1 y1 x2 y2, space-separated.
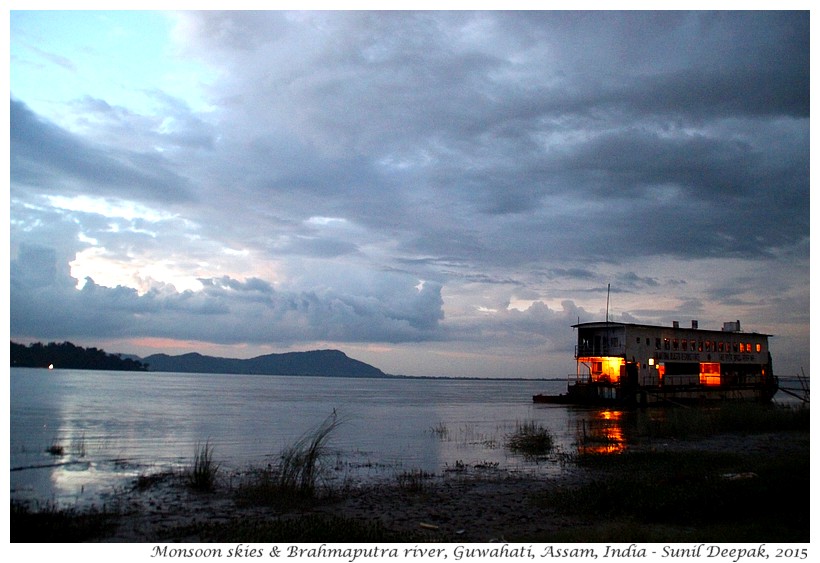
279 236 360 258
200 276 274 295
547 268 597 281
445 299 593 354
10 11 810 375
501 11 809 118
10 99 193 202
171 11 808 270
10 244 61 289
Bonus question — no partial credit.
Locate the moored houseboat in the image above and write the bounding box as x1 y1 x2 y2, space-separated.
534 320 778 406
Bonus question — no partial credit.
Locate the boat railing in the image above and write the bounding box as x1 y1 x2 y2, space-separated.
575 344 630 358
569 372 778 388
661 373 774 388
663 374 700 387
575 344 611 358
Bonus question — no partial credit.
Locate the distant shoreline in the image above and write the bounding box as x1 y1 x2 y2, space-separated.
11 340 570 380
10 364 564 382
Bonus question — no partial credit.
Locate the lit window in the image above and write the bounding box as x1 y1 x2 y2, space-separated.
755 343 762 353
700 362 721 386
582 357 624 383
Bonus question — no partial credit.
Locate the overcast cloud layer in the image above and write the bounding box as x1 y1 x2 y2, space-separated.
9 11 809 377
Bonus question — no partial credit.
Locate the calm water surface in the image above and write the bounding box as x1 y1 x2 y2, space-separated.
9 368 802 508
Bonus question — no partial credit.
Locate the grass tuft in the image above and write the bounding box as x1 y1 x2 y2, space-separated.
396 468 434 492
188 440 220 492
429 422 449 439
278 412 342 497
506 420 554 458
238 411 343 506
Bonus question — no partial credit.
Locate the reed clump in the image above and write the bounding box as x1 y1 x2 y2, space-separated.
278 412 341 496
506 420 554 458
188 440 220 492
45 442 64 456
429 421 449 439
239 412 342 506
396 468 434 492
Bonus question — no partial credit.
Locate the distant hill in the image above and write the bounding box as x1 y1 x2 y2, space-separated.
142 349 390 378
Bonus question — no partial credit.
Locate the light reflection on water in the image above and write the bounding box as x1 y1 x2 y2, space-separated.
10 368 802 508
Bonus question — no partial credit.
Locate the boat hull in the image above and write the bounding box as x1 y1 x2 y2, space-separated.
533 379 779 407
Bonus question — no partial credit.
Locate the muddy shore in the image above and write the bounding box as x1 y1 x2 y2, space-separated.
37 430 798 543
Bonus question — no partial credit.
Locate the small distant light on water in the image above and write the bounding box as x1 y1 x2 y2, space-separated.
48 364 54 370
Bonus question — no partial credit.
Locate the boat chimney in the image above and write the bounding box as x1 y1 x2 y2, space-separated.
692 320 698 329
672 320 679 329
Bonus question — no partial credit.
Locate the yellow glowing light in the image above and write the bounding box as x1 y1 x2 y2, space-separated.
579 410 627 455
578 356 625 383
700 362 721 386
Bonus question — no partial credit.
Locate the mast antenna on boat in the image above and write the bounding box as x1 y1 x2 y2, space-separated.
606 283 611 323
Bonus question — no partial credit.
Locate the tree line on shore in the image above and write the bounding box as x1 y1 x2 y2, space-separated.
10 341 148 371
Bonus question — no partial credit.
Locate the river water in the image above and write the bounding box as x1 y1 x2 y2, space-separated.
9 368 803 508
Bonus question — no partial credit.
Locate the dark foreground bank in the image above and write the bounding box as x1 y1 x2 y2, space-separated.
11 426 809 543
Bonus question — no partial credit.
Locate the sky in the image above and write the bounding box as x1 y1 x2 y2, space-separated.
7 9 811 378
